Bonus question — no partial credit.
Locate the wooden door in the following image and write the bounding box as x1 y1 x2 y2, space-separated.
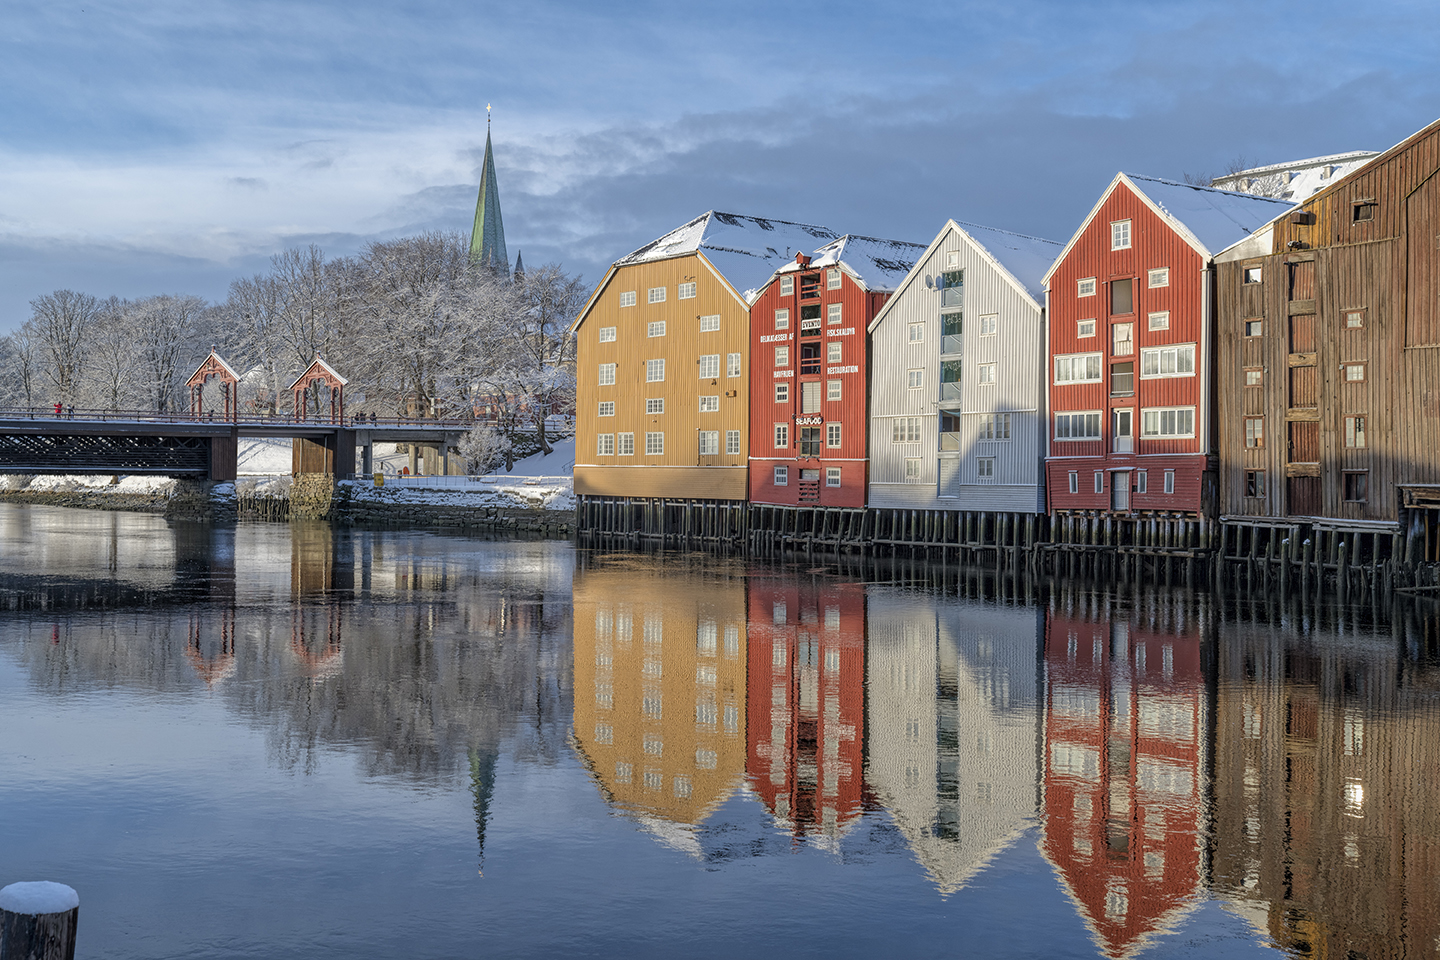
1289 314 1316 354
1288 421 1320 463
1287 476 1321 516
1289 366 1318 408
1112 471 1131 511
1289 260 1316 301
1408 170 1440 345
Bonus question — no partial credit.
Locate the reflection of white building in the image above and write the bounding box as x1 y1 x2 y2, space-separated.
865 589 1041 894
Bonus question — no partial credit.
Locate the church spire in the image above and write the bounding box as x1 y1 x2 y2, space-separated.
469 106 509 274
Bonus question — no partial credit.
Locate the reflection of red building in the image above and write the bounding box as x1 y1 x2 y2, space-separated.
1040 599 1209 957
745 578 867 838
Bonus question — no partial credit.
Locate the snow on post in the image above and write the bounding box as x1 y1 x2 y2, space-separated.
0 881 80 960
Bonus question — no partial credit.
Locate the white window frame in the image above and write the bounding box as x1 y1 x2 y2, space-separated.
1077 278 1096 298
698 395 719 413
646 359 665 382
908 322 924 343
904 458 922 480
1068 471 1079 494
1148 267 1169 288
827 341 842 363
647 320 666 338
677 281 697 300
699 315 720 332
1136 469 1147 493
826 267 842 290
907 369 923 390
774 465 789 486
1140 406 1196 438
1094 471 1105 493
617 433 634 456
599 326 617 342
1164 469 1176 494
647 286 666 304
774 346 789 367
1140 343 1196 379
699 354 720 378
827 303 843 325
646 398 664 415
774 308 789 329
826 467 841 487
775 383 789 403
1055 353 1103 384
827 379 841 401
619 291 637 308
1147 311 1170 331
774 423 789 448
977 457 995 481
645 432 664 455
827 423 842 448
598 363 616 386
978 314 997 337
1111 220 1132 250
979 413 1011 441
1078 319 1096 338
725 430 740 455
892 417 921 443
698 431 719 456
598 401 615 417
1055 411 1103 441
780 276 793 296
978 362 996 385
727 354 741 377
597 434 614 456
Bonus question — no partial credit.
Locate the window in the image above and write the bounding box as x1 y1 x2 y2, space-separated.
1163 470 1177 493
1344 309 1365 329
827 303 842 325
699 431 719 455
1068 471 1079 494
977 457 995 480
1245 368 1263 386
800 305 822 332
801 380 821 414
799 427 821 457
599 326 617 342
1244 318 1263 337
892 417 922 443
726 430 740 455
619 291 637 307
699 395 719 412
1111 278 1133 314
827 423 842 448
1113 322 1134 356
1344 471 1369 501
1111 361 1134 395
1140 343 1196 377
646 398 664 415
908 322 924 343
598 363 616 386
699 315 720 332
774 424 789 448
1148 267 1169 288
618 433 634 456
820 467 838 487
908 369 923 390
774 383 789 403
727 353 741 377
774 465 788 486
1245 470 1264 498
827 379 842 401
1078 278 1096 298
827 267 842 290
979 413 1011 440
1244 417 1264 448
597 434 614 456
646 359 665 382
598 401 615 417
1078 319 1096 338
1055 353 1103 383
780 276 793 296
827 341 842 363
1094 471 1105 493
1111 220 1132 250
774 308 789 329
1243 266 1262 284
699 354 720 378
1141 407 1196 438
979 314 997 336
1136 470 1148 493
645 432 664 455
1353 202 1377 223
940 270 964 307
1345 415 1367 448
677 281 696 300
978 363 996 385
905 458 922 480
1148 311 1170 331
647 286 666 304
1055 411 1102 440
775 346 789 367
1342 363 1366 382
647 320 666 338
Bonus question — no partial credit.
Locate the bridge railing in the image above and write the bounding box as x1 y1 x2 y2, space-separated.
379 475 573 490
0 407 574 432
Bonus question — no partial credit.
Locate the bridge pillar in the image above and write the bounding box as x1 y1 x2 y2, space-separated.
208 434 238 482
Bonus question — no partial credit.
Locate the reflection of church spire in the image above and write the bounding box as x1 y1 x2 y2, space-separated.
469 107 509 275
470 747 498 875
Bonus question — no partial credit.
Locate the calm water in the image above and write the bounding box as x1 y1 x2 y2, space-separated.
1 505 1438 960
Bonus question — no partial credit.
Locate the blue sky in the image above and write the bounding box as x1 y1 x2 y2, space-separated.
2 0 1438 331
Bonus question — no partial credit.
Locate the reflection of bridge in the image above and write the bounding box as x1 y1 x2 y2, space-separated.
0 408 474 481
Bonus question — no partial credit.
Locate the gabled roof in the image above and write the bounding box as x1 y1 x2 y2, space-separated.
185 349 241 387
1210 150 1378 201
614 210 839 301
1279 113 1440 213
800 234 928 293
868 220 1061 334
1042 173 1296 284
287 355 349 390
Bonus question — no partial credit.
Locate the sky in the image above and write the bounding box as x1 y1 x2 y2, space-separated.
2 0 1438 333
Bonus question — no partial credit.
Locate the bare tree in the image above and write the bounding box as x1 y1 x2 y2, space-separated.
27 289 101 404
85 297 143 411
128 294 212 412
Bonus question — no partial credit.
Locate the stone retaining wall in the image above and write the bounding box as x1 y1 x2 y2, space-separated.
0 479 236 521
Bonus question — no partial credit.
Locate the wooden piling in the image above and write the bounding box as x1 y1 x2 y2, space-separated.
0 882 79 960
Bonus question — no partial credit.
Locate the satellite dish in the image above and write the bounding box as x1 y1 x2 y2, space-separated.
925 275 934 289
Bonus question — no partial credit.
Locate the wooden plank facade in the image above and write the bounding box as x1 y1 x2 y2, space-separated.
1215 115 1440 551
867 221 1058 514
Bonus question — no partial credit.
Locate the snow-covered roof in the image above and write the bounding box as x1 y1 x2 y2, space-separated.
1210 150 1378 201
953 221 1062 302
615 210 839 301
287 355 349 390
185 349 241 386
802 234 928 293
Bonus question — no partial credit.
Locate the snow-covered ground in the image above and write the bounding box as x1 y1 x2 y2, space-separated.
236 436 576 479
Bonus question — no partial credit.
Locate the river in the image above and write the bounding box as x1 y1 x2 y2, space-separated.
0 503 1436 959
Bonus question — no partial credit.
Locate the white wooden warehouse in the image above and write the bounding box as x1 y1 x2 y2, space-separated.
867 220 1061 514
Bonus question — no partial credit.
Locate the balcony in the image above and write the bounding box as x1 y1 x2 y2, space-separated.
800 360 822 375
940 381 962 403
941 334 964 356
940 431 962 452
941 288 963 308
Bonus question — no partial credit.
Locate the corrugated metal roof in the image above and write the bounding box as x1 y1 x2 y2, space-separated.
805 235 928 293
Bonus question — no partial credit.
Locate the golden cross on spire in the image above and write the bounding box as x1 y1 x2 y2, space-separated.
487 103 492 128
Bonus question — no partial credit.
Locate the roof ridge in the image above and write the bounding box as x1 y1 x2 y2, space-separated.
1122 172 1296 205
950 218 1062 245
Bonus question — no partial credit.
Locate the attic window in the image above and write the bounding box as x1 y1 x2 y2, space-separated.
1353 201 1377 223
826 268 842 290
1077 278 1096 298
946 250 961 268
1111 220 1132 250
780 276 793 296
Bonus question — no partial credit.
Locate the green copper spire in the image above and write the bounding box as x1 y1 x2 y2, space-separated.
469 113 509 274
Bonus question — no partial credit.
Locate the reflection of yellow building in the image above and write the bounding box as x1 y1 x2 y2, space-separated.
572 559 748 831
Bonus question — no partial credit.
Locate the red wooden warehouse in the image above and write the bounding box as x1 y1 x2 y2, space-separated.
748 236 923 509
1042 175 1292 520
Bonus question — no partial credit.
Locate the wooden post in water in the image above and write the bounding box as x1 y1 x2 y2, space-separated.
0 882 79 960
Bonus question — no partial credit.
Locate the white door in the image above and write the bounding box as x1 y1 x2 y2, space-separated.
1112 471 1131 511
1113 408 1133 454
